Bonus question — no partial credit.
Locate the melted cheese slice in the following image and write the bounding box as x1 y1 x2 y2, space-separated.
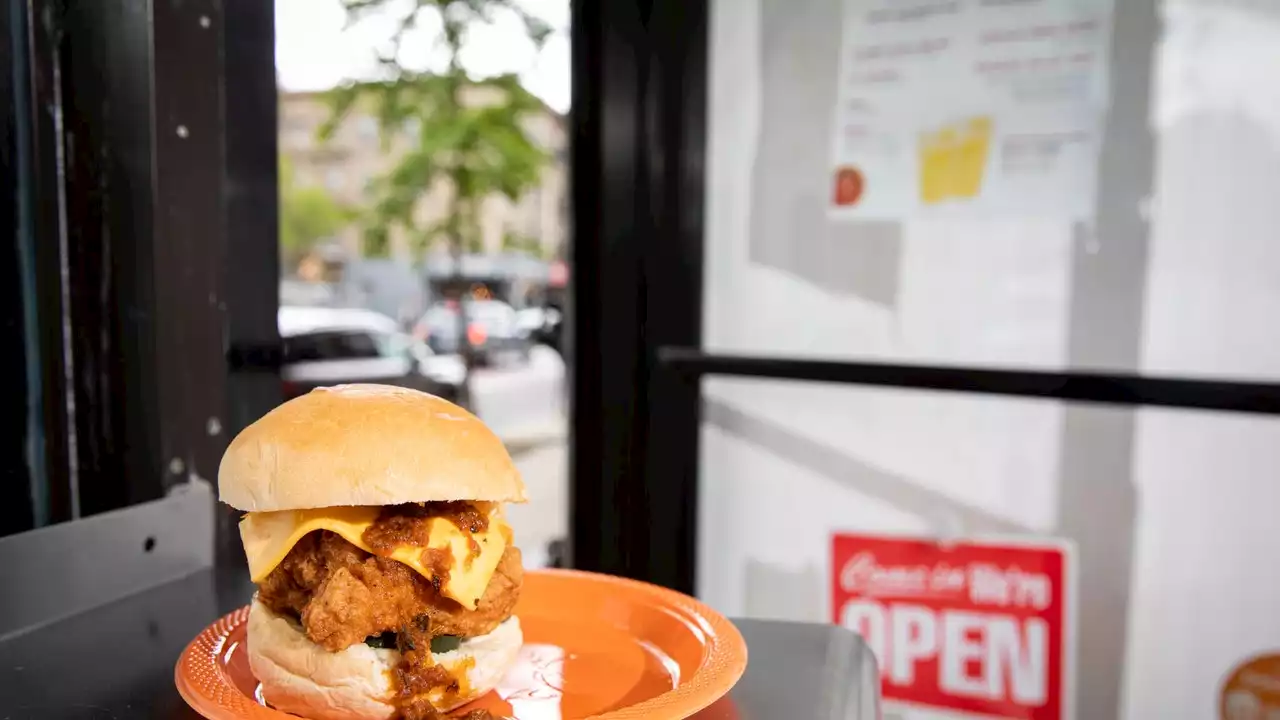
239 505 508 608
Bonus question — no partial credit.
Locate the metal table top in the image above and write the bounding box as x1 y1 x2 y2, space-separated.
0 566 879 719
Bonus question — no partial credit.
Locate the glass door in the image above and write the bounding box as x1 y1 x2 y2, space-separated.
573 1 1280 719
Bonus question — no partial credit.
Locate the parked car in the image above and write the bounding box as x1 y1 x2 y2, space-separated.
279 306 465 401
279 278 337 307
515 305 563 353
412 299 532 368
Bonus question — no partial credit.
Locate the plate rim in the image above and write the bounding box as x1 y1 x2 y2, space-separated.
175 568 748 720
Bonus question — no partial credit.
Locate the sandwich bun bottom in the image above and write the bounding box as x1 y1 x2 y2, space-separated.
246 599 522 720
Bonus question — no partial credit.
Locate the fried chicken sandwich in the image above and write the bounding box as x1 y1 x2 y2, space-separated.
218 384 526 720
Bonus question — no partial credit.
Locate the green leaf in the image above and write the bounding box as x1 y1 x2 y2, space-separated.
279 155 352 263
362 225 391 258
317 85 360 142
521 15 553 46
430 635 462 653
317 0 556 260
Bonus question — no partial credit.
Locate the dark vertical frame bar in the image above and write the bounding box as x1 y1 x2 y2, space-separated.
149 0 229 494
568 0 707 593
568 0 645 579
219 0 282 568
0 0 36 535
19 0 79 520
5 0 165 528
640 0 708 594
45 0 233 517
21 0 76 525
222 0 282 438
54 0 230 508
59 0 145 516
0 0 237 526
0 0 274 625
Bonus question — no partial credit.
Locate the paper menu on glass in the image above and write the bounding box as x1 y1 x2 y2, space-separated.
828 0 1114 221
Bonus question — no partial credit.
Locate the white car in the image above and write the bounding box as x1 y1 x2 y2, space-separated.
278 306 466 400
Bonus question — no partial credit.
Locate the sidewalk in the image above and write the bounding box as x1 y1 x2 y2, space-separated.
469 345 566 445
498 415 567 454
505 436 568 571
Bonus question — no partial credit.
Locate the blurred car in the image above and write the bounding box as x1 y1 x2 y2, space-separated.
412 299 532 368
279 306 466 401
279 278 337 307
515 306 563 353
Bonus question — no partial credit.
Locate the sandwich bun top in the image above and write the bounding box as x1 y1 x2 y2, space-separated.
218 384 526 512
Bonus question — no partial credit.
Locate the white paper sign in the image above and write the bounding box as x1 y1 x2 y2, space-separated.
828 0 1113 221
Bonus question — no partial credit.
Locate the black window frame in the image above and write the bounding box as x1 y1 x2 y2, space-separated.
0 0 278 634
568 0 708 593
0 0 279 549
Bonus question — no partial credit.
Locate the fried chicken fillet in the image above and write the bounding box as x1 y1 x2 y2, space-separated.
258 526 523 651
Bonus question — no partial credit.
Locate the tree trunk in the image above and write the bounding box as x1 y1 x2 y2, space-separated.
448 224 474 412
443 26 473 412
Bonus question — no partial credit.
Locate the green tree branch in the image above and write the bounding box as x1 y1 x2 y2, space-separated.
279 155 353 267
323 0 551 259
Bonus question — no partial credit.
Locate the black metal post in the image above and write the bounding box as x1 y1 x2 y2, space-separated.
637 0 708 595
221 0 282 565
569 0 647 581
568 0 707 594
15 0 79 526
0 0 36 536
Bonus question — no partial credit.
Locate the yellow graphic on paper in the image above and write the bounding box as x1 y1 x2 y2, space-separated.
918 116 992 205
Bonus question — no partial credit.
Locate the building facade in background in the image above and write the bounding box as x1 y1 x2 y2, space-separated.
279 89 568 263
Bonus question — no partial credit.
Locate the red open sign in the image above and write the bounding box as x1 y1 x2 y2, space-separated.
832 533 1073 720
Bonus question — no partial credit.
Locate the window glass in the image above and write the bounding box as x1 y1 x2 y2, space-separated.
275 0 571 574
332 331 379 359
374 331 412 358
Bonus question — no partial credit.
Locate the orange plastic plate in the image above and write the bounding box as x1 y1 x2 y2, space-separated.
176 569 747 719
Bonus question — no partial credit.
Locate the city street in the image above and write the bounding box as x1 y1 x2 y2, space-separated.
470 344 569 569
470 344 566 444
507 439 568 570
